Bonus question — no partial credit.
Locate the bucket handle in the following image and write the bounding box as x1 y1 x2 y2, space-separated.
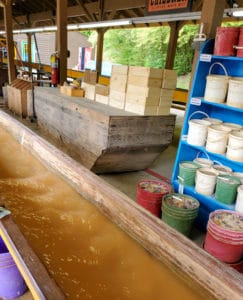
213 160 223 166
196 151 210 160
208 62 228 76
189 110 209 120
234 45 243 50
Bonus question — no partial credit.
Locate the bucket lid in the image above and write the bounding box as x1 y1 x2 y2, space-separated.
164 193 199 210
209 210 243 233
137 179 171 195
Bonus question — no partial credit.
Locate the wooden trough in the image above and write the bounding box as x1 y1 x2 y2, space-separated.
0 110 242 299
32 87 176 173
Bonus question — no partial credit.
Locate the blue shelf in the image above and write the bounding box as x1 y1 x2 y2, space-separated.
171 38 243 231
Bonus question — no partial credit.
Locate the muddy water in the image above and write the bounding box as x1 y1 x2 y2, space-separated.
0 127 205 300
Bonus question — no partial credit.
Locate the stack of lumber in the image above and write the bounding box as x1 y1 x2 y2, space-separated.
109 65 128 109
124 67 177 115
7 79 32 117
82 69 97 100
95 84 109 104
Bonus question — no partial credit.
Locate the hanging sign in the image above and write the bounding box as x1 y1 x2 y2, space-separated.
146 0 193 15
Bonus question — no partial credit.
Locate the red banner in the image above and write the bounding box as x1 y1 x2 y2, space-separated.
146 0 192 15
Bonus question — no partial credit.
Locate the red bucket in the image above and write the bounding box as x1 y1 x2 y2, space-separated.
236 27 243 57
228 258 243 274
136 179 171 218
204 210 243 263
214 27 240 56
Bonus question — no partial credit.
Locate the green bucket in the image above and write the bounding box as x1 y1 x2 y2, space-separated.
162 193 200 237
215 175 241 204
178 161 199 186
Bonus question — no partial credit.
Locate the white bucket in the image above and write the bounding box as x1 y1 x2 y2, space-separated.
226 77 243 108
235 185 243 213
204 63 229 103
195 167 217 195
206 124 231 154
202 117 223 125
222 122 242 131
226 130 243 162
187 119 211 146
193 151 213 168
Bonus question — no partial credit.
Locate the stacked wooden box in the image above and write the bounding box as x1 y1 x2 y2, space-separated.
7 79 32 117
82 69 97 100
109 65 128 109
95 84 109 104
125 67 177 115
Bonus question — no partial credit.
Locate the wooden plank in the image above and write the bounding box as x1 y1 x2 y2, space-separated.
110 74 127 92
129 66 163 79
0 216 66 300
0 110 241 299
127 74 162 87
126 84 161 98
111 65 129 75
95 84 109 96
95 94 109 105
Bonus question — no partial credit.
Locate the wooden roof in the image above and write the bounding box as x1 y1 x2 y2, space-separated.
0 0 242 31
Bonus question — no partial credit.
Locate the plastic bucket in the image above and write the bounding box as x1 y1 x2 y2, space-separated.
236 27 243 57
136 179 171 218
235 185 243 213
227 77 243 108
211 163 232 176
206 124 231 154
214 26 240 56
202 117 223 125
215 175 241 204
178 161 199 186
233 172 243 184
222 122 242 131
226 130 243 162
0 238 27 299
228 258 243 274
162 193 199 237
195 167 217 196
204 210 243 263
204 63 229 103
193 151 213 168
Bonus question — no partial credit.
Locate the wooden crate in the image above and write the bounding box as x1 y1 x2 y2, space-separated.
125 101 158 115
127 74 162 87
110 74 127 92
7 80 32 117
60 86 85 97
109 90 126 109
83 69 97 84
157 104 171 115
95 94 109 105
161 69 177 89
125 94 160 106
128 66 163 79
111 65 129 75
95 84 109 96
82 82 96 100
126 84 161 99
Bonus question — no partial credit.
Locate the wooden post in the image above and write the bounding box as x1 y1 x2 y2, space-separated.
165 21 181 69
189 0 225 90
3 0 16 83
96 28 106 79
27 33 32 77
56 0 67 85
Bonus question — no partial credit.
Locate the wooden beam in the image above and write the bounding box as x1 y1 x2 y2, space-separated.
165 21 181 69
96 28 106 77
56 0 67 85
3 1 15 83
